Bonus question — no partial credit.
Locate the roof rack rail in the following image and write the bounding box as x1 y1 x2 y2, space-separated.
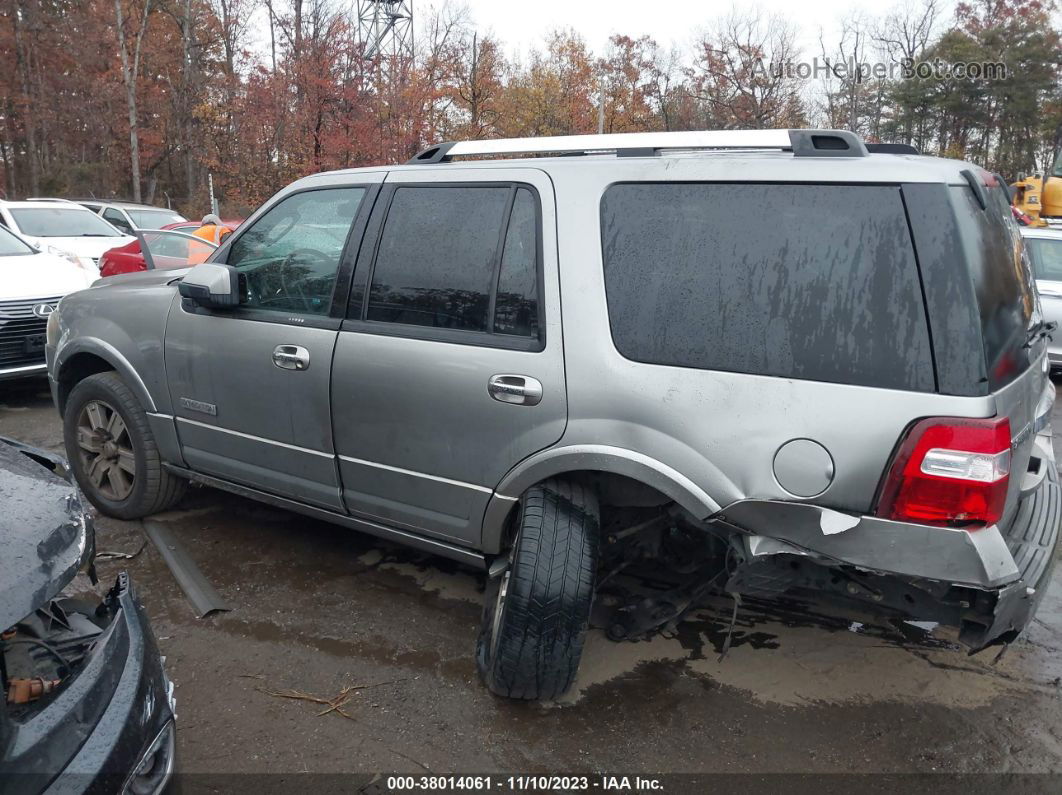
24 197 82 203
407 129 869 164
865 143 920 155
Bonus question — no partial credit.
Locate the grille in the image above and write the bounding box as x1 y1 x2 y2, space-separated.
0 296 61 369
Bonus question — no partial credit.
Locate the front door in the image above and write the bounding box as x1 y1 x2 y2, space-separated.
165 179 381 510
331 167 566 546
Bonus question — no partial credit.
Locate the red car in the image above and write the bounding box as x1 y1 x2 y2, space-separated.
99 220 243 277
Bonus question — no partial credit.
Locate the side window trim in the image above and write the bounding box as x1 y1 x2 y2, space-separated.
182 183 377 330
344 180 545 352
328 183 382 320
486 187 518 333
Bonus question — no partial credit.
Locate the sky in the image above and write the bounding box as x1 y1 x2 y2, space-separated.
453 0 951 59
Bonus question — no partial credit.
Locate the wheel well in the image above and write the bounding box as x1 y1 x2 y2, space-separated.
491 471 674 551
56 353 114 414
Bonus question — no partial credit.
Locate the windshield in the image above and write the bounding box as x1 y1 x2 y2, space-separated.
9 207 123 238
1026 237 1062 282
0 225 36 256
126 208 186 229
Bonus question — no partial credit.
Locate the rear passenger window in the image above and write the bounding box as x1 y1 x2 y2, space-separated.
368 187 508 331
600 183 934 391
494 189 539 337
364 185 542 342
951 185 1036 389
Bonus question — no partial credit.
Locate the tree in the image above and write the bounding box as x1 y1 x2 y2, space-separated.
691 10 807 129
115 0 154 202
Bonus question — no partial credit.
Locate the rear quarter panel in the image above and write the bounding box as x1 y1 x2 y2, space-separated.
542 160 1002 516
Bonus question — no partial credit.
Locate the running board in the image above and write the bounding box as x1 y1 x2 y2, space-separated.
162 463 487 569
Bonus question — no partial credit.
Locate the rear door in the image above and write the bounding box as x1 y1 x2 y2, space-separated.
331 167 565 547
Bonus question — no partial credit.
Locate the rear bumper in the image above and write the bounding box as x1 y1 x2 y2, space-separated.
0 574 176 794
718 455 1061 650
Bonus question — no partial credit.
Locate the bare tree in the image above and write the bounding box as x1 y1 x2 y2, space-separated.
115 0 154 202
817 13 885 135
693 10 805 128
874 0 939 65
13 0 39 195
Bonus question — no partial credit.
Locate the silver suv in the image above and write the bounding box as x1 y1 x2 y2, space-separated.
46 129 1061 701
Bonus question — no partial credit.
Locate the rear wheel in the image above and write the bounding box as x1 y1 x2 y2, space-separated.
64 372 186 519
476 479 599 700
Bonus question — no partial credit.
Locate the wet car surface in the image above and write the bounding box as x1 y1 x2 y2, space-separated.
0 434 175 793
2 378 1062 778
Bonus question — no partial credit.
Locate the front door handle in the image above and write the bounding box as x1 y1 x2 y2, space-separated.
488 374 543 406
273 344 310 371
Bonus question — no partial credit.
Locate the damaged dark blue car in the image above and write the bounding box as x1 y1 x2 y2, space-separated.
0 436 175 794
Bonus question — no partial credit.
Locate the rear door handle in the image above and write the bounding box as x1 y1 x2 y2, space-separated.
488 374 543 406
273 344 310 371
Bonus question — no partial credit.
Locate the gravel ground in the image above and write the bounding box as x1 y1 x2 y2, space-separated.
3 376 1062 785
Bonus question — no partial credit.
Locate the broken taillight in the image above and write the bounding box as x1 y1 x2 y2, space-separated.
875 417 1011 528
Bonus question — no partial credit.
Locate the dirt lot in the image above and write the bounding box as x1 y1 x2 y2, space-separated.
4 377 1062 782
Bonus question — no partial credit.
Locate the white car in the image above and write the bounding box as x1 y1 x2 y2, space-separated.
1023 226 1062 370
0 223 96 381
79 200 187 234
0 199 134 273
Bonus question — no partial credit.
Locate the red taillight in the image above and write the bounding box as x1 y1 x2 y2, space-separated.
875 417 1011 528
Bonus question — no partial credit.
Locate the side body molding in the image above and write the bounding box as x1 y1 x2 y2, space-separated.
480 444 723 554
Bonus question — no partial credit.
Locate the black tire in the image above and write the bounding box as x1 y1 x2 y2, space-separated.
63 371 186 519
476 478 599 700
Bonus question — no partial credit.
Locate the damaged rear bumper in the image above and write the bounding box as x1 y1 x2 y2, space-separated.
715 460 1061 651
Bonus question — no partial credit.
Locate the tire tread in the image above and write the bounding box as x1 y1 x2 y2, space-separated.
478 478 598 700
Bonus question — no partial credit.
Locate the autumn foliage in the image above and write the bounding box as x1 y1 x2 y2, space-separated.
1 0 1060 216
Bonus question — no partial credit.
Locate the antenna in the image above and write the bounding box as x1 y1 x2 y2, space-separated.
357 1 414 74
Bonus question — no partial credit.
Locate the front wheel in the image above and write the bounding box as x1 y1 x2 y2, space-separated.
63 371 186 519
476 479 599 700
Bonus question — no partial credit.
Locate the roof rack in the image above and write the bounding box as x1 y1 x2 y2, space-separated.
407 129 869 164
24 197 82 204
865 143 920 155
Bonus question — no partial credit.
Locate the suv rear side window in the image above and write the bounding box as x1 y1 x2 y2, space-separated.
600 183 934 391
951 185 1036 389
363 185 541 342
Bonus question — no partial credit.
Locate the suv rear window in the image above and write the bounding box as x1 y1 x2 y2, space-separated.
600 183 934 391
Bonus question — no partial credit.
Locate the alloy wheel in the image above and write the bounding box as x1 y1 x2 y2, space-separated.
76 399 136 501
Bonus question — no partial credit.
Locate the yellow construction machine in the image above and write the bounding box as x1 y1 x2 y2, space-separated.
1011 152 1062 227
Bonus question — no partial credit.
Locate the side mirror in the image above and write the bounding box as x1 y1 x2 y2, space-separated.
178 263 240 308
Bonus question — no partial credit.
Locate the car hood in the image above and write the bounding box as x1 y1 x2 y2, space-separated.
92 265 189 290
0 251 95 301
0 438 93 629
24 235 135 261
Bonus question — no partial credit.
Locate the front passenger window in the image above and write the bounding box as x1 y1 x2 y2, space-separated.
227 188 365 317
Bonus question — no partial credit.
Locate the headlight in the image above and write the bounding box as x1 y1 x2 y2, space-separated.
125 720 176 795
46 306 60 346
